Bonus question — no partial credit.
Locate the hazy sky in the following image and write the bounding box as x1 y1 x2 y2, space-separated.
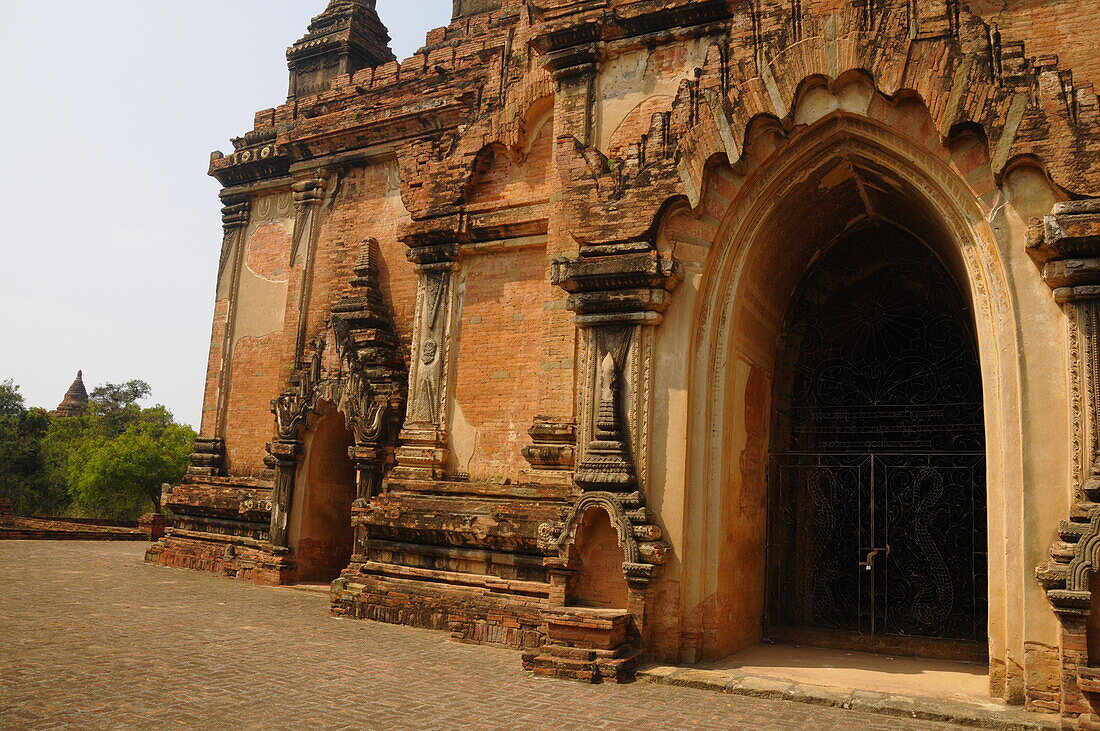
0 1 444 427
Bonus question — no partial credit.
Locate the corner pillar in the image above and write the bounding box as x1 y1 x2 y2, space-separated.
212 196 252 443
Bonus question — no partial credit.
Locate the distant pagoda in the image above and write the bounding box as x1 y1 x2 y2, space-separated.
51 370 88 417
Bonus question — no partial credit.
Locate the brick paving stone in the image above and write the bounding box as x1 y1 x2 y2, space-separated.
0 542 962 730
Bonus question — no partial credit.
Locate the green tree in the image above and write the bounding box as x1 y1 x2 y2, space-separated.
88 380 154 436
40 378 196 520
0 381 68 515
67 421 194 519
0 379 24 416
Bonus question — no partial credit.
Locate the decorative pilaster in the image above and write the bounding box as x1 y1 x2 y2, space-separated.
1032 199 1100 717
291 178 328 360
391 242 460 481
552 251 683 494
539 251 681 618
213 195 251 443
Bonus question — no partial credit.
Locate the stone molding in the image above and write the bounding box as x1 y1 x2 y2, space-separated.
539 491 669 588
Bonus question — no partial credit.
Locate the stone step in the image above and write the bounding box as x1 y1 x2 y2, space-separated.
636 666 1059 731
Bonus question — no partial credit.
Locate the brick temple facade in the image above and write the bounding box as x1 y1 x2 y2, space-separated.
146 0 1100 722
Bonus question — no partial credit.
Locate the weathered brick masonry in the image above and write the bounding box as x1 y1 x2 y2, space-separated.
149 0 1100 721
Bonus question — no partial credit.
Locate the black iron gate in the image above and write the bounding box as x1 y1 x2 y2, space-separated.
769 452 986 641
766 228 987 645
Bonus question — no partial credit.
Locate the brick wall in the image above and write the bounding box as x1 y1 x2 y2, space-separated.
452 246 547 480
310 162 418 351
970 0 1100 88
570 507 629 610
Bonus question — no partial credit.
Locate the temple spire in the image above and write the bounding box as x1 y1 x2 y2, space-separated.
287 0 396 98
51 370 88 418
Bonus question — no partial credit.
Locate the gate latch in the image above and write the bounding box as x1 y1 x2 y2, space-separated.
861 545 891 570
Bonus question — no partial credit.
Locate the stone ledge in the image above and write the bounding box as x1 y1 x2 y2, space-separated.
636 665 1059 730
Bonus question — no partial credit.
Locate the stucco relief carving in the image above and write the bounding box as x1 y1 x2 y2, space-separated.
1034 202 1100 620
539 492 669 590
391 241 458 481
548 252 682 593
408 268 452 426
266 239 406 547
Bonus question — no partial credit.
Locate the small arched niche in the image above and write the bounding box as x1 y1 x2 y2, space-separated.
288 400 357 583
569 506 630 609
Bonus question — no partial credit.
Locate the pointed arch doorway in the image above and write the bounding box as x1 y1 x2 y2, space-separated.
288 400 357 583
765 224 988 659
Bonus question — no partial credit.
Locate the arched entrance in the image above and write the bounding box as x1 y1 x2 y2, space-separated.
288 401 357 583
765 224 987 658
675 111 1023 686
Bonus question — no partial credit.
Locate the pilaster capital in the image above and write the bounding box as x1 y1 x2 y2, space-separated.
552 252 683 326
291 177 327 208
406 243 460 270
220 195 251 232
1030 200 1100 297
266 439 302 466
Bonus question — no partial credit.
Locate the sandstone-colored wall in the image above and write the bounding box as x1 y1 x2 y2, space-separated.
223 193 295 474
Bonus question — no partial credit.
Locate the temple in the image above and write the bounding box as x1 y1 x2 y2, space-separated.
51 371 88 418
145 0 1100 722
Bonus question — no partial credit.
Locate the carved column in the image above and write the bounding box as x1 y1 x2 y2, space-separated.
542 251 681 621
1033 199 1100 716
391 242 459 481
267 440 301 549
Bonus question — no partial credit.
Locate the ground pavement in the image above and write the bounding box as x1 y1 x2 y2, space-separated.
0 541 962 730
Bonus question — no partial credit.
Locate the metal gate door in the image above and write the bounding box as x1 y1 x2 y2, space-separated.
769 452 986 641
766 228 987 645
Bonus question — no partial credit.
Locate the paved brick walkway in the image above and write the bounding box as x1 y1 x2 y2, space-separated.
0 541 960 730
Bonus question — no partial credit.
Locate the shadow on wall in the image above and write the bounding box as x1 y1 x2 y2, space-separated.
571 506 629 609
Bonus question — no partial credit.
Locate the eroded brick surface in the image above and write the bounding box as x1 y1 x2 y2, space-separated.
0 541 958 730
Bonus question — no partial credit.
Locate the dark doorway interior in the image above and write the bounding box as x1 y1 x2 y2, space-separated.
294 403 357 583
765 225 987 659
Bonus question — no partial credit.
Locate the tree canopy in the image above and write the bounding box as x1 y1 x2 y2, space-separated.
0 381 64 515
0 378 195 520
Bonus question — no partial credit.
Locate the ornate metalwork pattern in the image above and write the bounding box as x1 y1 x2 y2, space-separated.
767 229 987 644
